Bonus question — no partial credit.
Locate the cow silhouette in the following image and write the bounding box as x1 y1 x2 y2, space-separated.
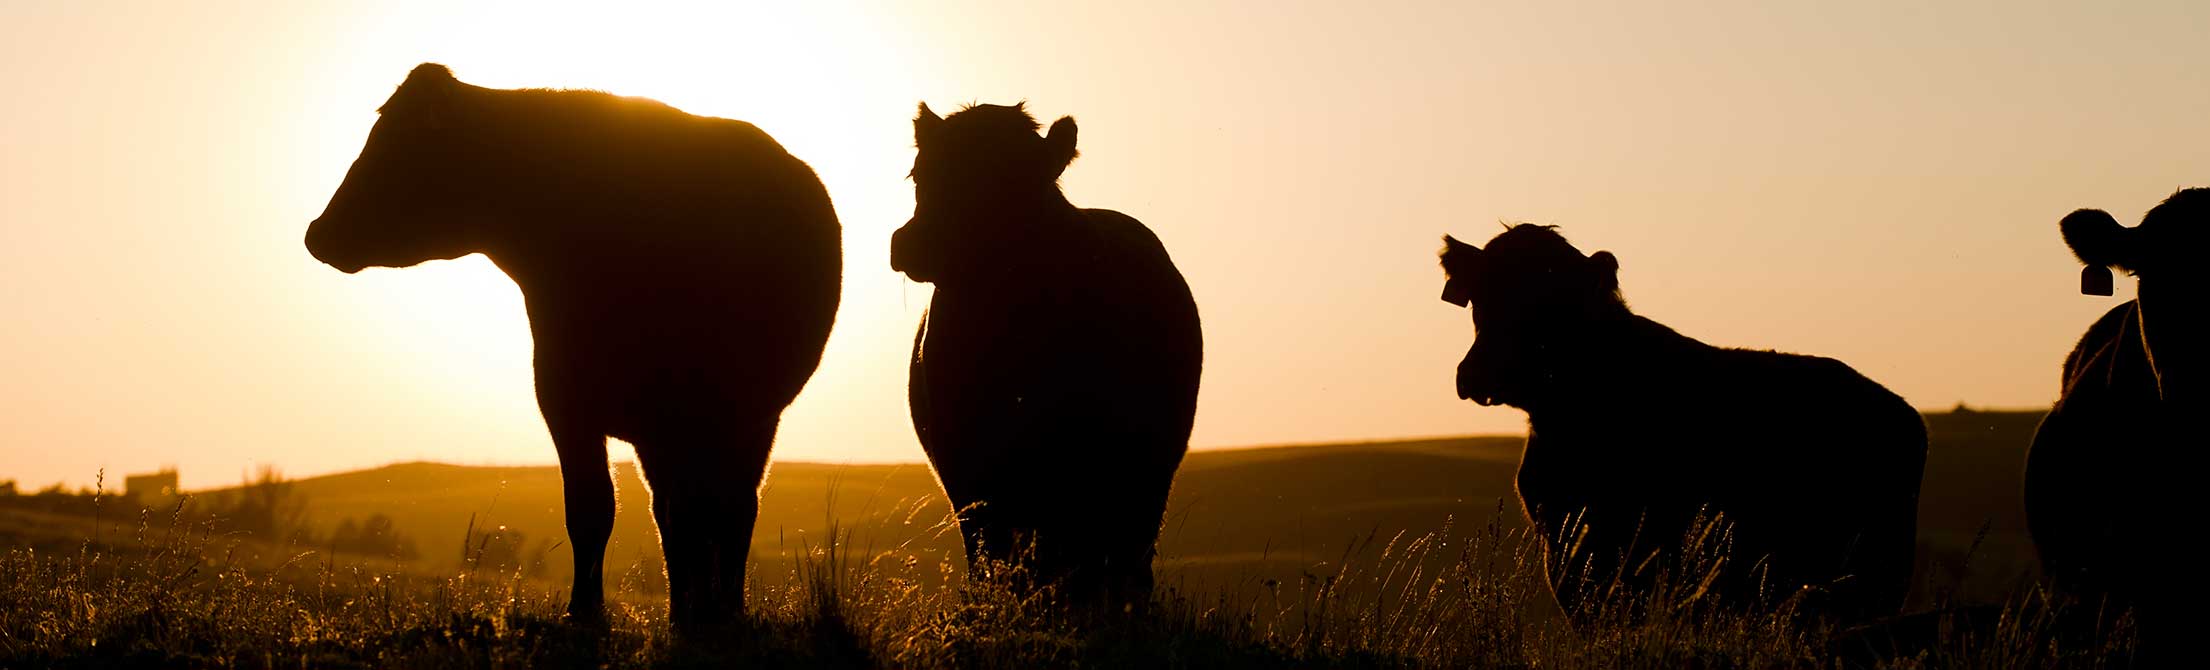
304 64 841 632
891 102 1202 611
1437 225 1924 625
2027 188 2205 659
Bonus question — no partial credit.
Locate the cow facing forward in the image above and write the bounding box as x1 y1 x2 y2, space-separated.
892 103 1202 612
2026 188 2206 658
1437 225 1924 625
304 64 841 632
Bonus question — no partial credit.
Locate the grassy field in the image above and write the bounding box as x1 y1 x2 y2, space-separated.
0 409 2136 667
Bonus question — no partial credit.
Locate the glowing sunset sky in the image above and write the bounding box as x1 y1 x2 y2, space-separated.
3 1 2205 489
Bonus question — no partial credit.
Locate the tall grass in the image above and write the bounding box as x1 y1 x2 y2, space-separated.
0 493 2134 669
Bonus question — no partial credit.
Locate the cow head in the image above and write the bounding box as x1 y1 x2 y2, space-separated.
891 102 1078 284
305 63 498 274
1439 225 1624 409
2063 187 2209 402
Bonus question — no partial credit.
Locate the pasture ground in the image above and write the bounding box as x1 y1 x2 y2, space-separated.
0 410 2136 668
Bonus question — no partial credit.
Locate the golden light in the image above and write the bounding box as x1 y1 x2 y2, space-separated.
287 1 930 463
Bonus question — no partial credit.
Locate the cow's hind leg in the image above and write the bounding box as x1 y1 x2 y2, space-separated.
1068 478 1168 617
635 415 772 635
1102 490 1169 615
551 425 615 625
953 500 1028 585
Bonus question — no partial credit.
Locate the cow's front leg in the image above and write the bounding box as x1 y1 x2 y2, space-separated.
550 421 614 626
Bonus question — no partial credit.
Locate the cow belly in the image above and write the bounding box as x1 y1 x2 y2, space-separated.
2026 407 2181 598
533 323 826 440
921 376 1179 484
913 351 1188 514
1516 438 1893 576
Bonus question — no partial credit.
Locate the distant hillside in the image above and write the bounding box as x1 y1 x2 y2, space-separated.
1912 408 2045 602
203 436 1527 595
176 409 2042 606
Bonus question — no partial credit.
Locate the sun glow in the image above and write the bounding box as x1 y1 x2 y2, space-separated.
290 1 936 466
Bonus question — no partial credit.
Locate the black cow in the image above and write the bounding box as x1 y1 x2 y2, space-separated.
891 102 1202 612
2026 188 2206 659
1438 224 1924 625
304 64 841 632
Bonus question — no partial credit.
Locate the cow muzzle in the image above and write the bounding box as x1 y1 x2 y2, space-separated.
889 221 938 283
304 220 368 274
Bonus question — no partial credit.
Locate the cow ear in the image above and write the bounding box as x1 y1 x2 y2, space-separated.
1045 116 1079 176
1439 235 1479 263
1588 250 1620 293
2061 209 2137 295
1438 236 1480 306
914 103 943 144
1438 235 1481 272
407 63 455 85
385 63 460 129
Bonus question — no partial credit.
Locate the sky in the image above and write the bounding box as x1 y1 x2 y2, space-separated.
2 1 2205 490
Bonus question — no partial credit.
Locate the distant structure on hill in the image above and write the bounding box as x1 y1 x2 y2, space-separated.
124 469 178 500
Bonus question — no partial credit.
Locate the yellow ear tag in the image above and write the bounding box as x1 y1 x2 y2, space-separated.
2081 265 2114 296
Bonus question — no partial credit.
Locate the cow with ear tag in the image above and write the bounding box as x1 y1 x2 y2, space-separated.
893 102 1202 613
1437 225 1925 627
305 63 842 634
2027 188 2207 660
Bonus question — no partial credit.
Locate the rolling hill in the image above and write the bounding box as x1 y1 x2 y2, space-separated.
165 408 2040 608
